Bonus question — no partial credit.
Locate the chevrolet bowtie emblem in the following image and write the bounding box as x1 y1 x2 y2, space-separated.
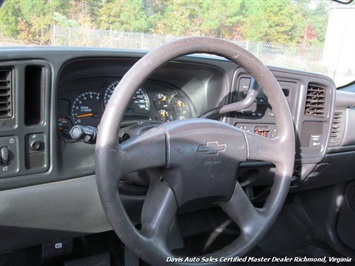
197 141 227 155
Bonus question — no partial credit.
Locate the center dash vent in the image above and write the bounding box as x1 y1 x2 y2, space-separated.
304 84 326 118
0 69 12 119
330 111 343 145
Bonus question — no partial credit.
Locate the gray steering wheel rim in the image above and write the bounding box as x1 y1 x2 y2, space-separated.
96 37 295 265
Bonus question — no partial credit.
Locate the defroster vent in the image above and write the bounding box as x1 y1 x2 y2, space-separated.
330 111 343 145
0 69 12 119
304 84 326 118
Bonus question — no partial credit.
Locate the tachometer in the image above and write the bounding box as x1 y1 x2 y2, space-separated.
71 92 101 126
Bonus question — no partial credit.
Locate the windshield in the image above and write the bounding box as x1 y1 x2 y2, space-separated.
1 0 354 87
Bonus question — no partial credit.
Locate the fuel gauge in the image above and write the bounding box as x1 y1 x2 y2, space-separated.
58 117 74 140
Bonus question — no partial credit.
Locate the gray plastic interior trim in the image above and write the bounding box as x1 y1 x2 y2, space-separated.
0 175 111 252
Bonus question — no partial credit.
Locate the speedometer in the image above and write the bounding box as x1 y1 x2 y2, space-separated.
104 81 150 113
103 81 119 106
131 88 150 111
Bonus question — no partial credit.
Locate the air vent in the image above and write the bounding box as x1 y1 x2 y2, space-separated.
304 84 326 118
0 69 12 119
330 111 343 145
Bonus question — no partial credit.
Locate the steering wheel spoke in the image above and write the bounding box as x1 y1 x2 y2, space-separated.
140 180 177 243
119 127 167 175
244 131 282 164
219 182 262 238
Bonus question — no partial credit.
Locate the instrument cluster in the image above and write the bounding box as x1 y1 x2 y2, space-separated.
57 79 195 140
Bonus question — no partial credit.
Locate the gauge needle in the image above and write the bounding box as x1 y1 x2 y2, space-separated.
77 113 94 118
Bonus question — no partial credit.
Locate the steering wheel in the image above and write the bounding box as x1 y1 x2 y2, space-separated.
96 37 295 265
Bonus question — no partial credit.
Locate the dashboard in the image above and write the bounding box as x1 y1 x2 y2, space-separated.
0 48 354 253
0 51 349 184
58 78 195 140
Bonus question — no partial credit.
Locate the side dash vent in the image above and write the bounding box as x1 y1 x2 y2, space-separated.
330 111 343 145
0 69 12 119
304 84 326 118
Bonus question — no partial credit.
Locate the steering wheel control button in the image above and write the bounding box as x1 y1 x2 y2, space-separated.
0 136 19 177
